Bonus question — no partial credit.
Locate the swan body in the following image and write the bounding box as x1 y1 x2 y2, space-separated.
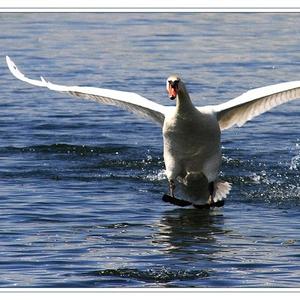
163 75 222 204
6 56 300 207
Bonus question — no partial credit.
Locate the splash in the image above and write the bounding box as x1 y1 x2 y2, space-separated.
290 143 300 171
245 170 300 206
145 169 166 182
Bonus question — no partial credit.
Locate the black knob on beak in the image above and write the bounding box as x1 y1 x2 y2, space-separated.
169 80 179 88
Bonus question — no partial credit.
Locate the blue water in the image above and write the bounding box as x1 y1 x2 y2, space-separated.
0 13 300 288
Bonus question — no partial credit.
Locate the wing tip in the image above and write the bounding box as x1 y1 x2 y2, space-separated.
6 55 15 69
40 76 47 84
6 55 16 71
6 55 24 79
5 56 50 88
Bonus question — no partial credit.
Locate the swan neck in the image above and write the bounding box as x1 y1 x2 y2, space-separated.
176 85 194 112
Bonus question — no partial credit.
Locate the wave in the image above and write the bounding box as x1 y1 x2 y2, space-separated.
0 143 132 155
87 267 209 284
1 143 299 207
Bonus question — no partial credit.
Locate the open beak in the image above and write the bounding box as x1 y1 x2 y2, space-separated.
167 83 178 100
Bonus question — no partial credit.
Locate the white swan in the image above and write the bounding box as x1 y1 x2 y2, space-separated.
6 56 300 208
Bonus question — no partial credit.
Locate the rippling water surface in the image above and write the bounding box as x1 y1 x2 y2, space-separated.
0 13 300 288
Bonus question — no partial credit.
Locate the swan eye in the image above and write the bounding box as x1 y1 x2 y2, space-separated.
168 79 180 88
172 80 179 88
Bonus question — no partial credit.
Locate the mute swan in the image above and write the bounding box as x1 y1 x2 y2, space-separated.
6 56 300 208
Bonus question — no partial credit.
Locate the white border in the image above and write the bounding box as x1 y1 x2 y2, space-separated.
1 288 300 293
0 0 300 9
1 287 300 291
2 8 300 12
1 1 300 295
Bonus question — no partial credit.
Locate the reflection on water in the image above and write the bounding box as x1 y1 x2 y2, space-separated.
154 209 225 255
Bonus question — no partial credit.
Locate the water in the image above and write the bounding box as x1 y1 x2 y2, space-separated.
0 13 300 288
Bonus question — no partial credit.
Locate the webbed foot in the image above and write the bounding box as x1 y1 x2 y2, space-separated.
162 194 192 207
193 200 225 209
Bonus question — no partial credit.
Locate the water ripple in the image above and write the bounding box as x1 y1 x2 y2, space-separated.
88 267 210 283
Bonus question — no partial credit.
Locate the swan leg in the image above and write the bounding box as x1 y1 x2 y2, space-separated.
208 181 214 204
169 179 176 197
162 179 192 207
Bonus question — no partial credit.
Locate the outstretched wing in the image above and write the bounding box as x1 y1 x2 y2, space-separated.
6 56 167 126
209 81 300 130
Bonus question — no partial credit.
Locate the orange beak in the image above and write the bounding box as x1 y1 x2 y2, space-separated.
167 84 177 100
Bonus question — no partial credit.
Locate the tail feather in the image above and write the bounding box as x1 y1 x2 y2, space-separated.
214 180 232 202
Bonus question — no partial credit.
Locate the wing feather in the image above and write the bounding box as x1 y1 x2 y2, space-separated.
211 81 300 130
6 56 167 126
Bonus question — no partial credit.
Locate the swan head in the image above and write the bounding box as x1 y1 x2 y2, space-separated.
166 75 183 100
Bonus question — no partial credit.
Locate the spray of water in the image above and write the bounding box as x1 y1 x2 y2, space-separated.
290 143 300 171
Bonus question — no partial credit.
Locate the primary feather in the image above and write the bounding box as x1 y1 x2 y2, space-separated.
211 81 300 130
6 56 167 126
